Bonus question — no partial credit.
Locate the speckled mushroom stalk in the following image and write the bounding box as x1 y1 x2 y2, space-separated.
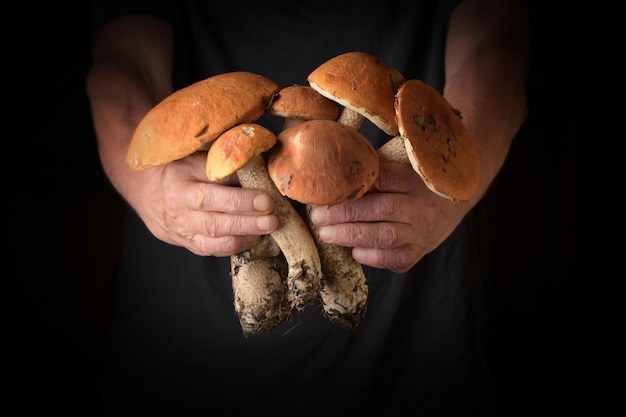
237 153 322 311
267 120 379 329
376 136 410 163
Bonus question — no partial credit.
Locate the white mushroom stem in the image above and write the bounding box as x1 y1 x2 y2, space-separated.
237 155 322 311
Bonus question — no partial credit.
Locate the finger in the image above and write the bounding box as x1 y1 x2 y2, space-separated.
183 183 274 215
369 162 425 194
175 210 278 240
317 221 414 250
352 246 421 273
189 234 265 257
313 192 433 225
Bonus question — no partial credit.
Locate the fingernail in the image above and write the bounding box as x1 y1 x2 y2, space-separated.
352 247 365 263
253 194 271 212
310 206 329 224
318 225 336 240
256 215 274 231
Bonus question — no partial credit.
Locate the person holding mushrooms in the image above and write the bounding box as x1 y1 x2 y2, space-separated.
86 0 530 415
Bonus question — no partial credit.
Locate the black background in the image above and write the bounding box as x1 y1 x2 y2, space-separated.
2 2 619 415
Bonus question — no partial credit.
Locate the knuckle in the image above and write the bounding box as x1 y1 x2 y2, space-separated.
201 215 221 238
373 165 403 191
376 224 400 248
334 202 358 222
190 187 207 209
193 234 242 257
387 248 418 273
376 194 400 218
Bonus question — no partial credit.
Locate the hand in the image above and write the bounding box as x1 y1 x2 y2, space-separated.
310 162 473 273
130 152 279 257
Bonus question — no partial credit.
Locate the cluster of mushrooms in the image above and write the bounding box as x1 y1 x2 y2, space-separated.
126 51 481 336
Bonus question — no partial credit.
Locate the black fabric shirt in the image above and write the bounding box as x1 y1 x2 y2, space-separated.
90 1 495 415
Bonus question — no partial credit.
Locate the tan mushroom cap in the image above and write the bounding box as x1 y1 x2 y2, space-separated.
206 124 277 182
126 72 280 170
268 85 341 123
307 51 404 136
267 119 379 206
395 79 480 202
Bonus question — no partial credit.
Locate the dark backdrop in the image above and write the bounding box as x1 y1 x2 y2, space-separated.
3 2 618 415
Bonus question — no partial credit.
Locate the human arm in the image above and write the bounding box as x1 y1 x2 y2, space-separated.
310 0 531 272
86 15 278 256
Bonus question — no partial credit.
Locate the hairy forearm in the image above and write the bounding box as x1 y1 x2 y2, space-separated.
86 62 158 203
443 0 531 203
85 16 174 206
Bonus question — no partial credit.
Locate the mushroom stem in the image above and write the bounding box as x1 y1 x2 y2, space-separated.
376 135 410 163
337 107 365 130
305 204 368 329
269 119 372 328
231 235 290 336
237 155 322 311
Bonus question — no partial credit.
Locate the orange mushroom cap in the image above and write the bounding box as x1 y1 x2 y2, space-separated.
267 119 379 206
127 72 280 170
307 51 404 136
206 123 277 182
395 79 480 202
268 85 342 123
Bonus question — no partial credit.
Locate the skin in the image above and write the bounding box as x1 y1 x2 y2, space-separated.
86 0 530 271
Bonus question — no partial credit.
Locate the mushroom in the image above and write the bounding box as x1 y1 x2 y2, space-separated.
268 86 371 328
386 79 481 202
307 51 404 134
267 85 342 129
126 71 280 170
302 52 407 327
266 119 379 328
206 123 322 314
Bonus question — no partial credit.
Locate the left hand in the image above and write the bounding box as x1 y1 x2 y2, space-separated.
309 162 473 273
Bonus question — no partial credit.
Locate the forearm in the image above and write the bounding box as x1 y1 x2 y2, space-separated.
443 0 530 203
85 16 174 207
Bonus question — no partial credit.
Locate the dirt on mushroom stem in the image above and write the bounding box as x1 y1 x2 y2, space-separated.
231 235 291 336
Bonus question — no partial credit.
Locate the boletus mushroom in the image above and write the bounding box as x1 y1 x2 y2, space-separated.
206 123 322 315
267 119 379 328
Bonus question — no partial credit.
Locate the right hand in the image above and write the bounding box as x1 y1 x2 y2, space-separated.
128 151 279 257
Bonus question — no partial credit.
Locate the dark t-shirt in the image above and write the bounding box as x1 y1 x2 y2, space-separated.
91 1 494 415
